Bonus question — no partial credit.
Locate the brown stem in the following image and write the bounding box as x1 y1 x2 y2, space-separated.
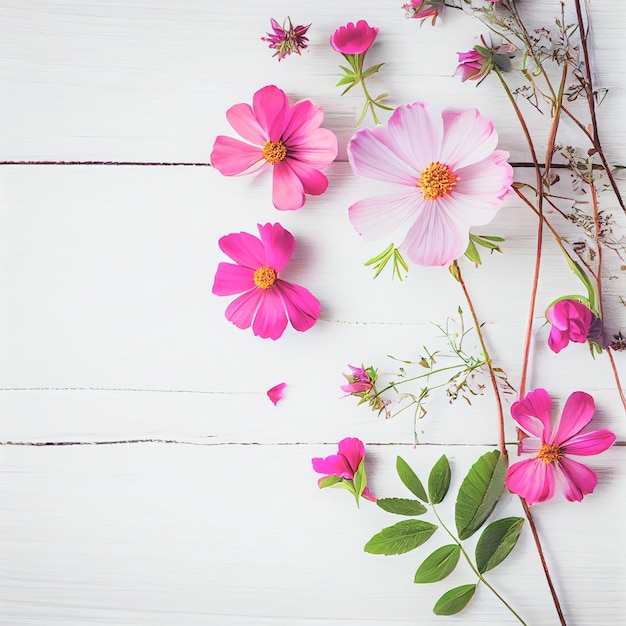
0 160 213 167
452 261 507 460
607 348 626 413
589 182 603 318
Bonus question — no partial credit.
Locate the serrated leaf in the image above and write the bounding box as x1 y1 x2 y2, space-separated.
318 475 342 488
396 456 428 502
433 584 477 615
455 451 507 540
476 517 524 574
364 519 437 555
414 544 461 583
428 455 451 504
376 498 427 516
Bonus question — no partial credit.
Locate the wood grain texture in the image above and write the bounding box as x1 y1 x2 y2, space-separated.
1 0 625 624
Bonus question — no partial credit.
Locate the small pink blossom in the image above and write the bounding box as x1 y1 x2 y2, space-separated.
546 299 602 353
212 223 320 340
211 85 338 211
341 365 375 395
262 17 311 61
312 437 376 502
455 39 515 84
267 382 287 405
402 0 445 23
347 102 513 267
455 49 487 82
330 20 378 55
505 388 615 505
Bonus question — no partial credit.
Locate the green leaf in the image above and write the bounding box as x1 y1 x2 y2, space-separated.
336 75 356 87
414 544 461 583
376 498 427 516
464 238 482 265
448 262 460 282
433 584 477 616
455 451 507 540
353 460 367 500
475 517 524 574
361 62 385 79
396 456 428 502
428 455 451 504
364 519 437 555
318 475 342 489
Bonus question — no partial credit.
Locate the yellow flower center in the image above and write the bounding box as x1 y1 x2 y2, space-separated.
262 140 287 164
417 162 458 200
253 266 277 289
536 443 563 465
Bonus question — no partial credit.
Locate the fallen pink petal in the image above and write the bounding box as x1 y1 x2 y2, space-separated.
267 382 287 405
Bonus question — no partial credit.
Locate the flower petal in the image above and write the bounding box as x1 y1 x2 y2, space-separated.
505 458 555 505
251 288 288 340
286 159 329 195
272 161 305 211
267 382 287 405
552 391 595 444
337 437 365 476
548 327 569 354
510 388 553 441
439 108 498 169
362 486 377 502
252 85 289 141
212 263 255 296
401 201 468 266
348 191 422 241
282 99 324 145
257 223 295 271
563 429 616 456
348 125 420 186
288 128 338 169
224 288 262 330
274 280 321 332
210 135 265 176
218 231 265 268
555 457 598 502
312 454 353 479
226 102 267 146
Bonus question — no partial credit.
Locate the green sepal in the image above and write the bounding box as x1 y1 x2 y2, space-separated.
475 517 524 574
376 498 427 516
318 475 342 489
364 519 438 555
433 584 477 616
396 456 428 502
362 62 385 79
428 455 451 504
353 460 367 501
414 544 461 584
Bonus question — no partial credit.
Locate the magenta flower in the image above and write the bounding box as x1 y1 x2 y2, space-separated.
262 17 311 61
212 222 321 340
341 365 375 395
455 49 487 82
330 20 378 55
546 298 602 353
505 388 615 504
267 382 287 405
347 102 513 266
402 0 445 23
312 437 376 502
211 85 338 211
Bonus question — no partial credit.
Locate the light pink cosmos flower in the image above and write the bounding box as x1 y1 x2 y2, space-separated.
330 20 378 55
262 17 311 61
267 382 287 405
347 102 513 266
312 437 376 502
546 298 602 353
505 388 615 505
212 222 321 340
211 85 338 211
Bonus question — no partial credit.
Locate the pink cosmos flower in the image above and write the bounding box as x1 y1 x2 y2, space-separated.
403 0 445 22
330 20 378 55
212 222 321 340
210 85 338 211
505 388 615 504
312 437 376 501
267 382 287 405
546 298 602 353
347 102 513 266
262 17 311 61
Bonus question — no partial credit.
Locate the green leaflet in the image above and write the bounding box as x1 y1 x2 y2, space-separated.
455 451 507 540
376 498 427 516
428 455 451 504
475 517 524 574
364 519 437 556
414 544 461 584
396 456 428 502
317 475 342 489
433 584 477 615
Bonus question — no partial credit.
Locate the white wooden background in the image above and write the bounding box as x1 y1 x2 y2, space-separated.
1 1 625 624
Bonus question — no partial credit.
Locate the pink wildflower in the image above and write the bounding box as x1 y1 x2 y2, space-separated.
210 85 338 211
347 102 513 266
455 49 487 82
330 20 378 55
312 437 376 502
546 298 602 353
341 365 375 395
455 39 515 84
212 222 320 340
262 17 311 61
267 382 287 405
505 388 615 504
402 0 445 23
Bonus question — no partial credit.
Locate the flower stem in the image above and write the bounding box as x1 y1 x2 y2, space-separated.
431 504 527 625
452 261 506 459
607 348 626 413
